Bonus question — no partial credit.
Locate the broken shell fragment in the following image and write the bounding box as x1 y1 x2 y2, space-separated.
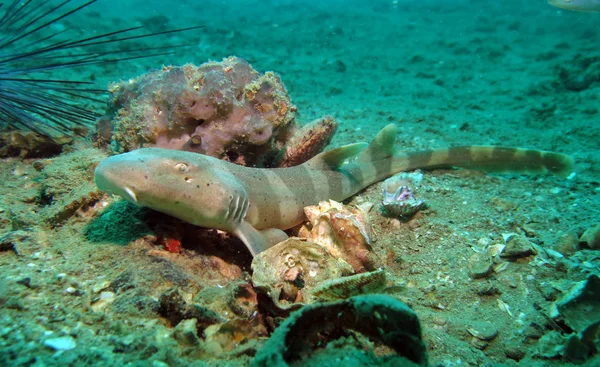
551 274 600 334
302 200 379 273
311 268 387 301
278 116 338 167
381 171 426 218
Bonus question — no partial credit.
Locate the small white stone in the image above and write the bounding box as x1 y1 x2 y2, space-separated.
91 291 116 312
44 336 76 351
92 280 111 294
65 287 77 294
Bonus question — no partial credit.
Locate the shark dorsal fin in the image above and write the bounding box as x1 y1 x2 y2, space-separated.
304 142 367 170
357 124 398 163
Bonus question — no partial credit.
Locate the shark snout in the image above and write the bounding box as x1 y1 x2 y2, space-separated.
95 155 144 204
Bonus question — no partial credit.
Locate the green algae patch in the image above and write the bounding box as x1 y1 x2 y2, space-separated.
85 201 153 246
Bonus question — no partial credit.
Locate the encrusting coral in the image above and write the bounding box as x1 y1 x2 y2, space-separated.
251 238 354 309
251 294 428 367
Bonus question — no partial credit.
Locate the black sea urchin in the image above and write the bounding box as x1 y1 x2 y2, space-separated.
0 0 200 138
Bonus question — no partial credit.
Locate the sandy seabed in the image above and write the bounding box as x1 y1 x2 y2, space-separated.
1 1 599 366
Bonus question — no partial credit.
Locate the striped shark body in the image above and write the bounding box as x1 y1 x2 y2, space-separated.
94 124 574 256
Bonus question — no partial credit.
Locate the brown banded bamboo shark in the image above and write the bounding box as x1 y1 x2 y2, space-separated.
548 0 600 12
94 124 574 256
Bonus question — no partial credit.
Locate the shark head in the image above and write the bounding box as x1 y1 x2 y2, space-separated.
94 148 240 229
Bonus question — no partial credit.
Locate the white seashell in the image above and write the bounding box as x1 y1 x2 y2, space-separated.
497 299 513 317
487 243 506 257
493 261 509 273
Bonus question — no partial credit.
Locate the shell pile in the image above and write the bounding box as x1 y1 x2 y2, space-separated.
301 199 378 273
251 200 388 308
251 238 354 309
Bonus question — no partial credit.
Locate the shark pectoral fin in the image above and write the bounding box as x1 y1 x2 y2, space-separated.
233 221 281 256
259 228 288 246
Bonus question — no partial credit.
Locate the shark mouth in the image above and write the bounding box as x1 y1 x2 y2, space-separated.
123 187 138 203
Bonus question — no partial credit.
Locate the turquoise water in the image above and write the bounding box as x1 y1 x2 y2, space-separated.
1 1 599 366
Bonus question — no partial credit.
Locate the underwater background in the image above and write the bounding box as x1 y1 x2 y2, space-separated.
1 0 599 366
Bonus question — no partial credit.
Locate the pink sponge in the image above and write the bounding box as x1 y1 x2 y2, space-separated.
99 56 298 167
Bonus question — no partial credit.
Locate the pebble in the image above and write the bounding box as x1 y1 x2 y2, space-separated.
521 223 543 238
91 291 116 312
489 197 518 212
173 318 200 346
467 252 493 278
553 231 579 255
92 280 111 294
32 161 45 171
475 281 500 296
470 337 488 350
466 320 498 341
505 346 526 361
43 336 76 351
501 235 537 259
580 224 600 250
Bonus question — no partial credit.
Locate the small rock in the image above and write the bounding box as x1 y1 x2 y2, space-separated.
553 231 579 256
470 337 488 350
92 280 111 294
44 336 77 351
468 252 493 278
553 274 600 334
467 320 498 341
535 331 566 358
91 291 116 312
475 280 500 296
65 286 79 295
489 197 518 212
522 223 543 237
32 161 45 171
505 346 526 361
173 318 200 346
501 235 537 259
580 224 600 250
16 277 32 288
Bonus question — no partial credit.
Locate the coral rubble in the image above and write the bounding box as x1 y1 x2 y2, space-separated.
251 238 353 309
301 199 379 273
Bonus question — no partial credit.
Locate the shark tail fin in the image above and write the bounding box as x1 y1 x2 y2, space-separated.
392 146 575 178
350 124 575 179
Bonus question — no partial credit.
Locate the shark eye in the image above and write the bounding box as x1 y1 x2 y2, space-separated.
174 162 189 172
